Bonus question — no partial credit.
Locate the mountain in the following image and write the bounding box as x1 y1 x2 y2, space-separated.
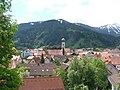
93 23 120 37
14 19 117 50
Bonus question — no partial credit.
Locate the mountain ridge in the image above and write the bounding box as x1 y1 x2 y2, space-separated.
14 19 118 50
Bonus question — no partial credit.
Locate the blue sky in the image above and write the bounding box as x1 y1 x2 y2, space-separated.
11 0 120 27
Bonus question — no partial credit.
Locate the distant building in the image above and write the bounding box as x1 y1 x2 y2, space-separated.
21 49 33 58
106 63 119 75
47 48 62 55
110 56 120 70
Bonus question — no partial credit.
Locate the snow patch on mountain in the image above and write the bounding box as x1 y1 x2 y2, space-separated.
30 22 34 25
99 23 120 34
57 19 63 23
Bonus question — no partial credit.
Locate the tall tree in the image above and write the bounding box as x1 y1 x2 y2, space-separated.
90 58 110 90
40 53 45 63
67 57 95 90
57 57 110 90
0 0 22 89
0 0 17 67
69 57 110 90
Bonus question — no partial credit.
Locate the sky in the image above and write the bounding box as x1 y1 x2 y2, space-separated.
11 0 120 27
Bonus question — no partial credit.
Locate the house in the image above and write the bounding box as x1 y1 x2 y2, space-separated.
106 63 119 75
47 46 70 56
47 48 62 55
108 74 120 90
53 55 74 64
33 50 46 56
28 56 40 64
9 55 22 68
75 49 84 54
110 56 120 70
65 48 71 55
19 77 65 90
21 49 33 58
18 63 68 77
101 52 111 62
108 49 120 57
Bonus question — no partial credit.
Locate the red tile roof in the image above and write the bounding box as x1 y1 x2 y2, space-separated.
65 48 71 53
110 56 120 65
108 49 120 54
19 77 64 90
75 49 83 54
47 49 62 55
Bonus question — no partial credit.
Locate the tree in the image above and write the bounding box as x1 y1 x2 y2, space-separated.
117 83 120 90
67 57 110 90
67 57 94 90
40 53 45 63
90 58 110 90
56 57 110 90
0 0 22 89
0 67 22 90
0 0 17 67
54 58 61 66
74 84 89 90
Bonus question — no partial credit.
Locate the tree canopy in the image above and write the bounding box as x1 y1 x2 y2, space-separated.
0 0 22 89
0 0 17 67
55 57 111 90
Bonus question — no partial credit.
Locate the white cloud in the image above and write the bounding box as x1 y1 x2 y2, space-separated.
11 0 120 26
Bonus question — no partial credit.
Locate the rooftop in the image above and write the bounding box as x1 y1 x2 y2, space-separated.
19 77 64 90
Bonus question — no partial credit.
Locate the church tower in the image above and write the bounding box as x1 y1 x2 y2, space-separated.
61 38 65 55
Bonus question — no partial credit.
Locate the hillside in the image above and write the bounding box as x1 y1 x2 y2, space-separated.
14 19 117 50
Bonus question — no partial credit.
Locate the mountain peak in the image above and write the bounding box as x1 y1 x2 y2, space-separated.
100 23 120 29
98 23 120 36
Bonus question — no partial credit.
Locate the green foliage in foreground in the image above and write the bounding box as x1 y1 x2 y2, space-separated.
0 67 22 90
54 57 111 90
0 0 22 90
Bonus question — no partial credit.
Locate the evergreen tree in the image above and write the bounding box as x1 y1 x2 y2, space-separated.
40 53 45 63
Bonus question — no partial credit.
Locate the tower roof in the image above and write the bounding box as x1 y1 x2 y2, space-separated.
61 38 65 41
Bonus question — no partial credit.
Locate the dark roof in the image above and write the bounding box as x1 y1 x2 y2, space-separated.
106 63 119 75
30 68 54 76
19 77 65 90
108 74 120 85
18 63 68 76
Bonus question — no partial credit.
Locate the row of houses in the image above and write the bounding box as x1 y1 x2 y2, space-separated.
9 48 120 90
